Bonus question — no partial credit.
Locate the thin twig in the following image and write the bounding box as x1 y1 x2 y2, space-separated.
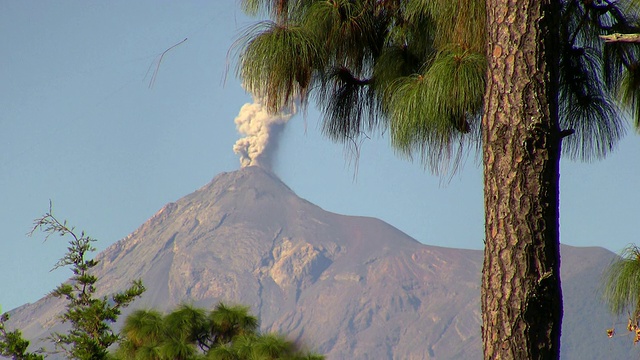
148 38 188 88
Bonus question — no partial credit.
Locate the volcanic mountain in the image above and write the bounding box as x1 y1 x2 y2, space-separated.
7 167 631 359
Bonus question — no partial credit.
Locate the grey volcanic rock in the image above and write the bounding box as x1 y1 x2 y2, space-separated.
6 167 633 359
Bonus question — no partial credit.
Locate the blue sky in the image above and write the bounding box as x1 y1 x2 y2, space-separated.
1 2 638 312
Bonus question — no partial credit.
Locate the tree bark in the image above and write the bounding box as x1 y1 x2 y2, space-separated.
481 1 563 359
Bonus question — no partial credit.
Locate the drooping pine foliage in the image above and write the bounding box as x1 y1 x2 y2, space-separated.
602 245 640 317
601 245 640 344
559 0 640 160
236 0 485 173
236 0 640 172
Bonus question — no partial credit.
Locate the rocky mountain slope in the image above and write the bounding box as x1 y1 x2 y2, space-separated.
6 167 633 359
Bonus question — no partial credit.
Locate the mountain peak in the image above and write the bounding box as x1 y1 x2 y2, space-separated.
6 168 626 359
207 166 293 194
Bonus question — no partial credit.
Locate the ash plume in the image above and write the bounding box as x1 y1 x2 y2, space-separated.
233 97 294 170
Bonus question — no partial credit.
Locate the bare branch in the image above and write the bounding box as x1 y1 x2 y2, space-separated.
600 33 640 43
148 38 188 89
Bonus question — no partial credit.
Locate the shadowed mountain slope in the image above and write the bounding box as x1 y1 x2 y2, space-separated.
7 167 632 359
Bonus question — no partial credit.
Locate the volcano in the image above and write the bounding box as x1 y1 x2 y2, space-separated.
6 167 630 359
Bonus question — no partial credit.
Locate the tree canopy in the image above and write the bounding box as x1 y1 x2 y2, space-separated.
115 303 323 360
235 0 640 172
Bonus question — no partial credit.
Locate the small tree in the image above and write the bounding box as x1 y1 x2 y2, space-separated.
26 205 145 360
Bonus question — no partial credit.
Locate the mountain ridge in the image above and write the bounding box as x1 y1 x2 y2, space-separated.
6 166 632 359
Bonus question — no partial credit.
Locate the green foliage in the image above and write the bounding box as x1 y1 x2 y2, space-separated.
602 244 640 317
385 46 485 172
208 303 258 346
405 0 485 54
236 0 640 172
27 205 145 360
240 0 307 23
0 313 44 360
618 62 640 131
235 0 487 173
115 303 322 360
600 244 640 344
302 0 377 73
235 21 323 112
558 0 636 160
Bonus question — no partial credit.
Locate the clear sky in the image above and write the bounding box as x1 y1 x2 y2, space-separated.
1 2 639 312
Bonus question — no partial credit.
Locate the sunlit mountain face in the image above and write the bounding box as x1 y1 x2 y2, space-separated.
7 167 628 359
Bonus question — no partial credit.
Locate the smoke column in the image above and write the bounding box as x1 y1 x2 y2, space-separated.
233 97 294 170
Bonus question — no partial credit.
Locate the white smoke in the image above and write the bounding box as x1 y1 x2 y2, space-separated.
233 97 294 169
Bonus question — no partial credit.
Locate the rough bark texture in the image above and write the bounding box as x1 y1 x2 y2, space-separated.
481 1 563 359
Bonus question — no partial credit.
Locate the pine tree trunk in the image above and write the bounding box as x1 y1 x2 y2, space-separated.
481 1 563 359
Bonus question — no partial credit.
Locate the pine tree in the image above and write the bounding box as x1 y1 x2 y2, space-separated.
116 303 322 360
30 206 145 360
234 0 640 358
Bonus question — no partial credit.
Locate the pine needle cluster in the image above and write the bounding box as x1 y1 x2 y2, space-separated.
235 0 487 173
236 0 640 173
602 245 640 317
116 303 323 360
